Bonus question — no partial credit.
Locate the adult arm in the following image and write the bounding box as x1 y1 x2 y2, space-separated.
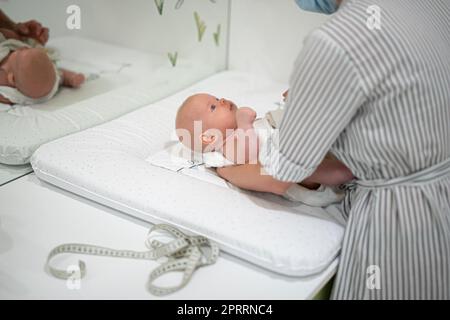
260 30 367 183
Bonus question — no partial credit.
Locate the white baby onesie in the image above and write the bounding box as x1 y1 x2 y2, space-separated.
202 109 344 207
0 34 61 105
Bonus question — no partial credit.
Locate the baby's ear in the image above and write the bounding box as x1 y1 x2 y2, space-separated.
7 72 15 86
200 133 216 146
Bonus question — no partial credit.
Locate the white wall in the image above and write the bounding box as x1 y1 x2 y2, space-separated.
1 0 229 71
228 0 329 83
2 0 330 82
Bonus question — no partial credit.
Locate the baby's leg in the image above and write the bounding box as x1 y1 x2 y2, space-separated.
59 68 85 88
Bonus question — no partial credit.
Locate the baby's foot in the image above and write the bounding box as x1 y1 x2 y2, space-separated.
66 73 85 88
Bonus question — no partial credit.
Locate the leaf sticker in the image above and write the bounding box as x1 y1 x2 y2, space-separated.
168 52 178 67
194 12 207 42
154 0 164 15
213 24 221 46
175 0 184 9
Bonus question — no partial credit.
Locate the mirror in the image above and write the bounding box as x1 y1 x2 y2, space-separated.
0 0 230 186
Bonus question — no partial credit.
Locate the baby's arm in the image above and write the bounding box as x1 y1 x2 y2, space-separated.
0 28 23 40
0 94 12 105
217 163 320 196
0 10 49 45
306 154 354 186
59 68 85 88
217 163 293 196
217 154 353 196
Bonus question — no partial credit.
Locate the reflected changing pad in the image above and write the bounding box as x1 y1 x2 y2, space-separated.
0 36 210 165
31 71 345 277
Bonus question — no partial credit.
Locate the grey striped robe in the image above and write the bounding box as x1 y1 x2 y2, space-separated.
262 0 450 299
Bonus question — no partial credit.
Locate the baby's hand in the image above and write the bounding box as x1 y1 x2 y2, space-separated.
15 20 50 45
66 73 85 88
236 107 256 130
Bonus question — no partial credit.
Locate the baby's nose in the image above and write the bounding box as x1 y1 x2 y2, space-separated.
219 98 227 106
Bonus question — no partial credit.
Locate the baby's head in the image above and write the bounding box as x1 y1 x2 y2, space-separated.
175 93 238 152
1 47 56 99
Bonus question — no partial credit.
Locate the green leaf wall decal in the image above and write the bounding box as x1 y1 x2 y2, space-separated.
168 52 178 67
213 24 221 46
154 0 164 15
194 12 207 42
175 0 184 9
176 0 217 10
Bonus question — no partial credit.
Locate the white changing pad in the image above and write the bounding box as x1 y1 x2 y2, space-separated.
31 71 346 277
0 36 212 165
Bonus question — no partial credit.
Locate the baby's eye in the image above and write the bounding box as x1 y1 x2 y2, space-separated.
210 105 216 112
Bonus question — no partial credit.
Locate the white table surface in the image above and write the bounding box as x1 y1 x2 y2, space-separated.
0 163 33 187
0 174 337 300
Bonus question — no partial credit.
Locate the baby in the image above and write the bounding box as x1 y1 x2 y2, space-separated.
175 93 354 207
0 28 85 105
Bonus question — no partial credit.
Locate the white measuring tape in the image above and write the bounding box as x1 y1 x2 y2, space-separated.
45 224 220 296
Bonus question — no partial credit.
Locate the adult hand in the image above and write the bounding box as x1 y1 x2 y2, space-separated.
15 20 49 45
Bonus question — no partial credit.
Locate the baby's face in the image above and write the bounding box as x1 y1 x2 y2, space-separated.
176 93 239 151
0 47 55 98
190 93 237 131
0 48 24 86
